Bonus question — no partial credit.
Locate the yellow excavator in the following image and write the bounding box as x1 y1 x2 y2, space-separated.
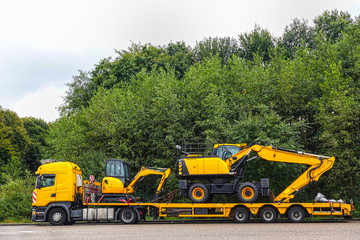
177 140 335 203
98 159 171 202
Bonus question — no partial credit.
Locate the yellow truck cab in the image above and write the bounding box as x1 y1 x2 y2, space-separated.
32 162 83 225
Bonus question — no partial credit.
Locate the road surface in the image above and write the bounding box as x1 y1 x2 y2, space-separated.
0 220 359 240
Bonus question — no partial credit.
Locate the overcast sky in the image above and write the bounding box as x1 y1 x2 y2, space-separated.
0 0 359 122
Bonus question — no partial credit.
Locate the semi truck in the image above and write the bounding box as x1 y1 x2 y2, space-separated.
31 144 354 225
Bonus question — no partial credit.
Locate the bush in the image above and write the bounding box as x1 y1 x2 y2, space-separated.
0 173 35 222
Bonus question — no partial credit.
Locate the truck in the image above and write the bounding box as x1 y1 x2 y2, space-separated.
31 144 354 225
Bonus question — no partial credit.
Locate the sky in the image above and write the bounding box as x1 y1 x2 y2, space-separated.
0 0 359 122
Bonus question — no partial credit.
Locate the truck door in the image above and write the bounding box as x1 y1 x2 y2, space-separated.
34 174 56 207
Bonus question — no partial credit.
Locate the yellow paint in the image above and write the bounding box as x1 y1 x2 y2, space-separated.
33 162 82 207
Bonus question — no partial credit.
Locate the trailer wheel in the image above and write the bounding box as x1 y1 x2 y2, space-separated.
119 207 138 224
232 207 250 223
48 208 67 225
288 206 305 223
237 182 259 203
189 183 209 203
260 207 277 223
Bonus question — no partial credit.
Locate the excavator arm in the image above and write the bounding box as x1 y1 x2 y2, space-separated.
125 167 172 200
230 144 335 202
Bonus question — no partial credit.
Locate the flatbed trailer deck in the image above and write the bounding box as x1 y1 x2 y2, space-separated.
81 201 353 224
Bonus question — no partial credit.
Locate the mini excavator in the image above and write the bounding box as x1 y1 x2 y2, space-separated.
98 159 171 202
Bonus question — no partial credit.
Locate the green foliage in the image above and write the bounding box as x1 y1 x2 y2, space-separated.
22 117 50 172
280 18 315 58
0 106 30 167
0 161 34 222
239 25 275 62
61 42 194 115
314 10 353 42
193 37 239 65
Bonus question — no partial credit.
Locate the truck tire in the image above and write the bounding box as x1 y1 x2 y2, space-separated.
232 206 250 223
237 182 259 203
188 183 209 203
260 207 277 223
119 207 138 224
48 208 67 225
288 206 305 223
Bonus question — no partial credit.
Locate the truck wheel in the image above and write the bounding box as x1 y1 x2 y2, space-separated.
288 206 305 223
48 208 67 225
119 207 137 224
232 207 250 223
237 182 259 203
188 183 209 203
260 207 277 223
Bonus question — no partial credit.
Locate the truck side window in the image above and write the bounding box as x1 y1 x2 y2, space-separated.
40 175 55 188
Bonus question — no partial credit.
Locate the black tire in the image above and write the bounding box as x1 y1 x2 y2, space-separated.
119 207 138 224
188 183 209 203
237 182 259 203
48 208 67 225
232 207 250 223
260 207 277 223
288 206 305 223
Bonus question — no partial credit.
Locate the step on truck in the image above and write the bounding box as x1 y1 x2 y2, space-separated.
32 144 354 225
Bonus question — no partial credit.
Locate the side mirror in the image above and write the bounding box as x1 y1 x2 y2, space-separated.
36 176 43 190
232 156 237 160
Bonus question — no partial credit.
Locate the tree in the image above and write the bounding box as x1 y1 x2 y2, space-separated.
0 106 30 169
314 10 353 42
60 42 194 115
22 117 50 172
193 37 239 65
280 18 314 58
239 25 275 62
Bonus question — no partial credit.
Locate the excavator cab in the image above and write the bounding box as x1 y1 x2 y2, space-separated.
102 159 131 194
105 159 131 186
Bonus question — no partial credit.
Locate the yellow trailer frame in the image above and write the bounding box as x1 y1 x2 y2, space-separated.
83 201 353 223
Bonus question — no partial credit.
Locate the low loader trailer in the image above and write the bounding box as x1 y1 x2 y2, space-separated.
31 161 353 225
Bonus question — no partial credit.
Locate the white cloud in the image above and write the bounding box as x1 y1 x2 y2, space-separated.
13 85 67 122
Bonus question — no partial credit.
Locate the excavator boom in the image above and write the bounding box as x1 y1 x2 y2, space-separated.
231 144 335 202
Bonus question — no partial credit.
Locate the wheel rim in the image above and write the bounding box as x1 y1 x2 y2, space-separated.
192 187 205 200
235 210 246 221
292 210 302 221
52 212 62 222
122 210 134 222
242 187 254 200
263 210 274 221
